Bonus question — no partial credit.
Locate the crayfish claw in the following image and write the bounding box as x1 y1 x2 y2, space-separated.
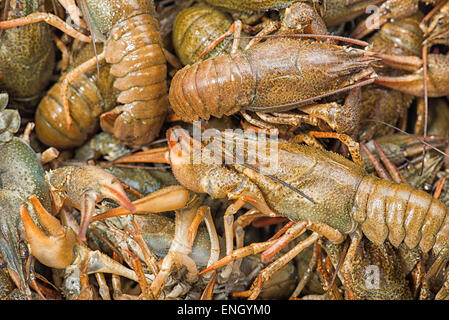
98 183 136 214
28 195 65 236
77 180 136 242
113 147 170 164
20 196 76 269
48 166 136 241
77 191 98 243
91 185 192 222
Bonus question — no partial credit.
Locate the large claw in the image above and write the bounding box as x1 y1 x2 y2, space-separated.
20 196 148 298
91 185 192 222
20 195 76 269
78 180 136 242
49 166 136 242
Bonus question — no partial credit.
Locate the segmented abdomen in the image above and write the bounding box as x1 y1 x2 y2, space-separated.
169 52 253 122
101 13 168 147
172 5 236 66
35 45 116 149
353 175 449 255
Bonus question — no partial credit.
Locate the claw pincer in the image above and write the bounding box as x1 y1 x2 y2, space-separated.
44 165 135 242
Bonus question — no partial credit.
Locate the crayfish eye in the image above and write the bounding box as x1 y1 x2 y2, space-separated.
438 17 447 25
0 258 6 269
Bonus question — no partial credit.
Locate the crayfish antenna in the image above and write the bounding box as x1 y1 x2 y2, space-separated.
421 45 430 174
77 0 100 77
20 196 76 269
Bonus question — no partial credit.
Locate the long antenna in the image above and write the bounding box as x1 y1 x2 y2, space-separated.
239 160 317 204
363 119 449 159
201 132 317 204
78 0 100 78
230 33 370 47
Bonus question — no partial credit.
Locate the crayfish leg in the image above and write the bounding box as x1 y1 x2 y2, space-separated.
150 201 216 298
290 242 319 298
0 12 91 42
78 191 98 242
435 269 449 300
236 232 321 300
350 0 419 39
371 141 406 184
340 229 363 300
110 253 140 300
198 20 243 60
424 247 449 283
60 50 106 131
125 221 159 276
240 111 284 134
245 19 278 50
57 0 86 28
199 240 276 275
261 221 308 264
94 273 111 300
289 133 324 149
202 208 221 277
308 131 363 167
360 142 392 181
232 209 266 275
372 52 423 72
221 192 278 280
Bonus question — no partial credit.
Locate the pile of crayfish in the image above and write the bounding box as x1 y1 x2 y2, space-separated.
1 0 449 300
